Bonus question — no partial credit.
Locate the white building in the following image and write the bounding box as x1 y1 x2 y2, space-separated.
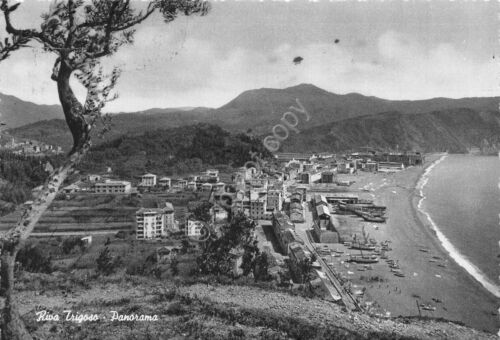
94 180 131 194
211 203 228 223
140 173 157 187
187 181 197 191
158 177 171 187
87 174 102 182
186 219 204 238
201 183 212 192
136 202 178 239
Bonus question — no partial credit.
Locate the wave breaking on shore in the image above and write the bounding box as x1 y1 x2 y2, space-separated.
416 154 500 299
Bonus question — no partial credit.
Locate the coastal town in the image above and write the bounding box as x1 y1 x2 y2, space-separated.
0 0 498 338
0 149 438 315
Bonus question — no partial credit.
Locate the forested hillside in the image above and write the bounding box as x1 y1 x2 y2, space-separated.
0 151 64 215
78 124 271 179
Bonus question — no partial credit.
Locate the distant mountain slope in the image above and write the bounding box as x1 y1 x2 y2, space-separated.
209 84 500 133
7 119 72 150
6 83 500 152
0 93 63 128
282 108 500 153
8 107 213 152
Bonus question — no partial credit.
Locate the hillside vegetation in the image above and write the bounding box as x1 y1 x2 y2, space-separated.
77 124 271 178
282 108 500 153
0 151 64 215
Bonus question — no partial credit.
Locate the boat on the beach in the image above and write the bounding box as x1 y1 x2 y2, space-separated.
394 272 406 277
420 304 436 311
348 254 379 263
419 248 430 253
360 212 386 223
350 243 376 251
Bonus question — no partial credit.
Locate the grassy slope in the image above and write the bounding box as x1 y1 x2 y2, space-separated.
16 274 496 340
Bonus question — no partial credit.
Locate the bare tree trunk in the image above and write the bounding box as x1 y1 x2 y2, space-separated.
0 60 91 337
0 252 32 340
57 60 89 155
0 147 89 339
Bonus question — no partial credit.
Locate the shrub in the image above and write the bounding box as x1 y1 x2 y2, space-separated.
165 302 186 315
96 247 120 276
16 243 52 273
62 236 85 255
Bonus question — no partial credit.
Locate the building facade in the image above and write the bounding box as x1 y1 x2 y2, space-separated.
136 208 167 239
140 173 157 187
94 180 131 194
321 171 335 183
136 203 177 239
158 177 171 187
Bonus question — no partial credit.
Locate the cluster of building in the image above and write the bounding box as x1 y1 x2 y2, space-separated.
138 169 225 193
312 194 341 243
271 211 314 283
63 174 132 195
2 137 63 156
276 151 424 184
218 166 286 221
62 169 225 196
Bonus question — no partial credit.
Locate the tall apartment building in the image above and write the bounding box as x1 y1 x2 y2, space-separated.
250 191 270 220
136 202 177 239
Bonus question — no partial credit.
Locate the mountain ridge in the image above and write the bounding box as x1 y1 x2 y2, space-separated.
4 83 500 153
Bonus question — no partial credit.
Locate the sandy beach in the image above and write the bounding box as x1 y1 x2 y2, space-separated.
330 154 499 334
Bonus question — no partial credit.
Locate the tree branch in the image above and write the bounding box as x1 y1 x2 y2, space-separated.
1 0 62 51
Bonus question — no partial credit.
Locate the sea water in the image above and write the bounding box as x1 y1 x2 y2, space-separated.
418 154 500 298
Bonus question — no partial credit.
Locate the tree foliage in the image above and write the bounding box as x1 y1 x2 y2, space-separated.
16 243 52 273
197 212 258 277
96 246 120 276
0 151 63 207
61 236 86 255
189 200 213 223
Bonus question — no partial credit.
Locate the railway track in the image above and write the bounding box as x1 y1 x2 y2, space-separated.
304 222 362 312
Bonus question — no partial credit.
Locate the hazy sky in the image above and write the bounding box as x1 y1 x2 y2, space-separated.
0 0 498 112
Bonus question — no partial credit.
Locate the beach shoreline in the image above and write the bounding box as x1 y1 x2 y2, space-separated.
414 155 500 299
338 153 500 333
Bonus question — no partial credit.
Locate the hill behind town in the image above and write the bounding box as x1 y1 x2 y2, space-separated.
5 84 500 153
